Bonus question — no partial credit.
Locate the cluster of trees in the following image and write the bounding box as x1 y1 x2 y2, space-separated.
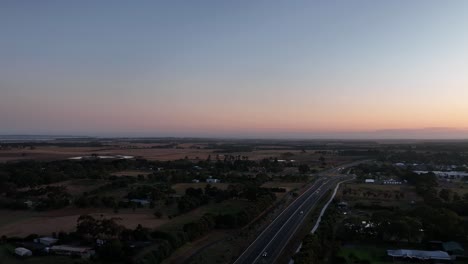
76 215 125 241
127 184 174 200
177 190 209 213
34 186 71 210
177 183 276 215
386 150 468 167
137 189 277 264
216 191 276 228
0 185 71 210
342 188 405 200
402 171 468 217
259 158 285 173
75 195 117 208
183 214 216 240
338 205 466 242
0 158 157 190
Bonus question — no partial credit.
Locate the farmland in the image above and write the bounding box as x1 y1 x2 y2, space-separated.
0 208 168 237
2 138 346 263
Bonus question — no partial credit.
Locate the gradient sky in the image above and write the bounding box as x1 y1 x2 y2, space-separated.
1 0 468 138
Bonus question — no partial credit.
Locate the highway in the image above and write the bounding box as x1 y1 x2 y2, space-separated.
233 162 363 264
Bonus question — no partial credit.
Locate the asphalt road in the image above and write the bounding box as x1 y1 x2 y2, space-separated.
233 162 363 264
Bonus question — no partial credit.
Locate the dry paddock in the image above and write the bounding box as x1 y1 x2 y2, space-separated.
0 208 167 237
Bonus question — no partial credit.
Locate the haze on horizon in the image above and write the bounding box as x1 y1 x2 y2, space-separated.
1 0 468 139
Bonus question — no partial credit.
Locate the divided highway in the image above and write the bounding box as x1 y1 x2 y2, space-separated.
233 162 364 264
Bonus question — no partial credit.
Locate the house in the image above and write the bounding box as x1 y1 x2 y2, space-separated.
129 199 150 206
15 247 32 257
365 179 375 183
387 249 451 262
206 176 220 183
35 237 58 246
383 179 402 185
442 241 465 256
50 245 95 259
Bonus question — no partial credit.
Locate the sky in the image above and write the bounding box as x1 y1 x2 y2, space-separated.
1 0 468 139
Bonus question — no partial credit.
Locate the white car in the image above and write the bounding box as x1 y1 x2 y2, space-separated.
299 211 304 215
262 251 268 257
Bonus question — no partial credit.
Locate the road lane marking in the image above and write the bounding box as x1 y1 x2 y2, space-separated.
233 178 326 264
251 181 329 263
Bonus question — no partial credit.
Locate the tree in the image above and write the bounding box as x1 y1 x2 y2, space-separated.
298 164 311 174
439 189 452 202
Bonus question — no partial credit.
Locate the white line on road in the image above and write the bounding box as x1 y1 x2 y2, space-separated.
288 176 355 264
233 178 325 264
251 180 330 264
311 176 354 234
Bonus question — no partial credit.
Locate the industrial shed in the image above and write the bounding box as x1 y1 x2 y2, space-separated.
387 249 451 262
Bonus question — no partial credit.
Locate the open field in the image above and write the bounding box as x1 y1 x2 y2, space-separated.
0 199 249 237
0 208 167 237
172 182 230 195
338 244 393 264
0 142 361 164
0 145 216 162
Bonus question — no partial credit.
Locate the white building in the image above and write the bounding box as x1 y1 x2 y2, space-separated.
15 247 32 257
383 179 402 185
414 171 468 178
206 176 220 183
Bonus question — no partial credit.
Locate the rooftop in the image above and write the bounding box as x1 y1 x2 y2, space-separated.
387 249 451 260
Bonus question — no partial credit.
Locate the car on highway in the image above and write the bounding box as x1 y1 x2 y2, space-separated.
299 210 304 215
262 251 268 257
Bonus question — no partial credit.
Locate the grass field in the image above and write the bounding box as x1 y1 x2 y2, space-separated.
0 143 359 164
338 245 392 264
0 145 216 162
0 208 167 237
